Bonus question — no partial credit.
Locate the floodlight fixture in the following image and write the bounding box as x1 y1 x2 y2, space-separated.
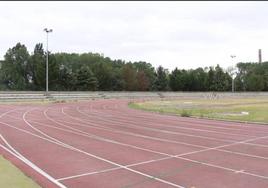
43 28 53 94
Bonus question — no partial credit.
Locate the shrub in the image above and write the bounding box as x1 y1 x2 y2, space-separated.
181 109 191 117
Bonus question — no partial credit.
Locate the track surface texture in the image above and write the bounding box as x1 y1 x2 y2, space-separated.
1 99 268 188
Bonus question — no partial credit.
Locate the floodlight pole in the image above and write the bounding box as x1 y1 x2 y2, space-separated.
230 55 236 93
44 28 53 94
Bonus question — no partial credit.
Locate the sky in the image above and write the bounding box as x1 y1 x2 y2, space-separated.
0 1 268 71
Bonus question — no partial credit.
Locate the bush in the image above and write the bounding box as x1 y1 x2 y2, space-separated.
159 108 164 113
181 109 191 117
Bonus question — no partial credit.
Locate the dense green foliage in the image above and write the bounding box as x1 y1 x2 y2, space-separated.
235 62 268 91
0 42 267 91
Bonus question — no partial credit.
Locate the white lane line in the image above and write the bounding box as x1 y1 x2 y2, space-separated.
0 134 67 188
23 108 73 148
1 121 184 188
31 114 268 162
235 170 245 174
84 105 265 146
56 166 122 181
177 156 268 180
85 102 268 131
245 142 268 148
46 108 216 147
52 117 207 148
43 108 268 161
39 109 170 157
27 108 268 181
124 101 268 130
64 106 268 148
56 155 172 182
83 105 268 150
57 155 239 182
0 104 67 188
123 100 268 128
92 106 268 137
22 110 186 188
56 145 268 182
54 128 268 182
0 108 22 118
78 106 259 138
9 107 268 163
87 107 255 141
175 132 268 159
63 107 236 143
0 143 18 158
24 106 268 184
6 104 266 184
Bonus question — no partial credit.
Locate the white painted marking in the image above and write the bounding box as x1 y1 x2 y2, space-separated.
1 121 183 187
78 106 257 138
0 134 67 188
41 107 268 161
235 170 245 174
32 107 268 181
61 106 268 159
64 107 235 143
95 101 268 130
3 103 268 186
32 115 268 161
22 110 186 188
56 166 121 181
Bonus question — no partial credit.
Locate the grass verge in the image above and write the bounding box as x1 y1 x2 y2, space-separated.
129 98 268 124
0 155 41 188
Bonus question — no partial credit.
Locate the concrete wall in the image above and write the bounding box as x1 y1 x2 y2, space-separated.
0 91 268 101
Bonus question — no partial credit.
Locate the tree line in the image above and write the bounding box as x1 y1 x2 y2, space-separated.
0 42 267 91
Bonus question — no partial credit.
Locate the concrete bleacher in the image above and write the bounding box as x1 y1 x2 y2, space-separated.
0 92 47 101
48 92 102 100
0 91 268 102
99 92 159 99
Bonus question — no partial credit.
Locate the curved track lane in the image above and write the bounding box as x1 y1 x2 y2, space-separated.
1 99 268 188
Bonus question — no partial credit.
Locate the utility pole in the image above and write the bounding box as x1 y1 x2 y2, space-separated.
43 28 53 94
230 55 236 93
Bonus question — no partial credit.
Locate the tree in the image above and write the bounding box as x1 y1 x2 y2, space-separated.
57 65 73 91
28 43 46 90
207 65 231 91
74 66 98 91
153 66 169 91
136 70 150 91
169 68 184 91
1 43 30 90
245 73 265 91
7 41 268 92
214 65 232 91
92 62 115 91
46 53 61 91
122 63 137 91
192 68 208 91
236 62 268 91
133 61 156 90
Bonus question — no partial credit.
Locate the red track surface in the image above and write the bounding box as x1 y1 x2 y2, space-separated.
1 99 268 188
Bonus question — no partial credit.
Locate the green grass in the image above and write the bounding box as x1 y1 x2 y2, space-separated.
0 155 41 188
129 97 268 124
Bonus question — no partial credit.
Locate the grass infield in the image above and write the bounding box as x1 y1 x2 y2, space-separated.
129 97 268 124
0 155 41 188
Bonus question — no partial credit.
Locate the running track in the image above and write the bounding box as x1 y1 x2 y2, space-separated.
1 99 268 188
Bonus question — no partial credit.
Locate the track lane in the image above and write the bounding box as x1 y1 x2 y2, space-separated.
22 104 268 181
1 99 268 188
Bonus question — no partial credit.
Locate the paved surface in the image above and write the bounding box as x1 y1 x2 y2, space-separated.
1 99 268 188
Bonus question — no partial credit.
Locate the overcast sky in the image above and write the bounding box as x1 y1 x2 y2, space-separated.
0 1 267 71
